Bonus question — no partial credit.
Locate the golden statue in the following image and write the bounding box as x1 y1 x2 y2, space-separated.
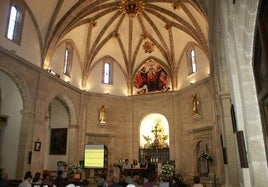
99 105 106 123
142 135 152 148
143 122 169 149
192 94 199 115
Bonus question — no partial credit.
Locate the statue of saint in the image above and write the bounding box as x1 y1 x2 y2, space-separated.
192 94 199 115
99 105 106 123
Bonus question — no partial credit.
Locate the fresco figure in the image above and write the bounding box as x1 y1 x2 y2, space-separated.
134 62 170 94
134 67 147 89
156 65 169 91
147 67 158 92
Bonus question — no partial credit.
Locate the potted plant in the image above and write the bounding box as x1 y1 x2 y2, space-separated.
67 160 84 179
197 151 213 176
197 151 213 161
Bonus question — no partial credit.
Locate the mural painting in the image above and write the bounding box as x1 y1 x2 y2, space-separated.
133 60 171 94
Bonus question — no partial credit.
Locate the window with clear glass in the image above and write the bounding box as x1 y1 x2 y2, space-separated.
188 48 197 75
7 6 17 40
102 62 112 84
6 1 25 45
63 44 73 76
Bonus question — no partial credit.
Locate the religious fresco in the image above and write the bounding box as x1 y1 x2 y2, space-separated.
133 60 171 94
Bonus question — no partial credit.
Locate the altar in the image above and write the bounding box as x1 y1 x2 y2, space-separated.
139 148 169 163
124 168 146 177
139 122 170 164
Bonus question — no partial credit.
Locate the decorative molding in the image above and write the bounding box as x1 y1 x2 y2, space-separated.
69 124 79 129
189 125 213 133
119 0 145 18
85 132 116 138
98 122 107 127
143 40 155 53
172 1 184 10
192 113 202 120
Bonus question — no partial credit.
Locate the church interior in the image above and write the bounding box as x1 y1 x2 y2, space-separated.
0 0 268 186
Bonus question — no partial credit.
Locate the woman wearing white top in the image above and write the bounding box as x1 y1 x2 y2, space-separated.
19 171 32 187
132 159 140 168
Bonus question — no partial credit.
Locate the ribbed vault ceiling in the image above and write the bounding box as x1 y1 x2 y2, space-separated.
26 0 209 94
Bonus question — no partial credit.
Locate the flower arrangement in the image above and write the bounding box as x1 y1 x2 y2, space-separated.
160 163 174 180
197 151 213 161
113 160 124 168
67 160 84 176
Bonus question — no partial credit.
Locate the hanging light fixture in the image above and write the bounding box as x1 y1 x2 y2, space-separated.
119 0 145 18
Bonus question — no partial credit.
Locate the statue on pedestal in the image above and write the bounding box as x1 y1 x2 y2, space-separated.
192 94 200 115
99 105 106 123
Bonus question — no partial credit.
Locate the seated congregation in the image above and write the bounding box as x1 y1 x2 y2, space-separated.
1 158 206 187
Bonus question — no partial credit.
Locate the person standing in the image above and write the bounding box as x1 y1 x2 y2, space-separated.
143 157 155 179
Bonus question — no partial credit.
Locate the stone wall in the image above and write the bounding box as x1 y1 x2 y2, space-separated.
0 47 223 181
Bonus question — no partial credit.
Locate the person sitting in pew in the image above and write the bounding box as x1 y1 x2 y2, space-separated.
19 171 32 187
0 168 9 187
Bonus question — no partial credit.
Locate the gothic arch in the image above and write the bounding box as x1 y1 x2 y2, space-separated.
195 140 211 176
45 94 78 166
54 94 77 126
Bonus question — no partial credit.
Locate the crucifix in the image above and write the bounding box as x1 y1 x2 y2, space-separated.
151 124 162 145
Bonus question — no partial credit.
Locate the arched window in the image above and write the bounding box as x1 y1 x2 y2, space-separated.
102 62 112 84
188 48 197 75
6 1 25 45
63 44 73 76
7 6 17 40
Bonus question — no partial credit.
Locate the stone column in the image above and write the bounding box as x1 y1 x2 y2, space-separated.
0 114 8 166
68 124 79 164
16 109 35 178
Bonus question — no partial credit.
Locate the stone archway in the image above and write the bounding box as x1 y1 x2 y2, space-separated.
85 133 116 178
44 94 78 172
139 113 169 149
196 140 210 177
0 71 23 179
139 113 170 167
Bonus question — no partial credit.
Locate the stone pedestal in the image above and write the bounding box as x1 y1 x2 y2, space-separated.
200 160 209 177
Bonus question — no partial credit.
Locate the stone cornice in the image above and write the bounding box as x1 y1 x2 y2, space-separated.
85 132 116 138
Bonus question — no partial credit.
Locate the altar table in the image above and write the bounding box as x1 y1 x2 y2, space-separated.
124 168 146 176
